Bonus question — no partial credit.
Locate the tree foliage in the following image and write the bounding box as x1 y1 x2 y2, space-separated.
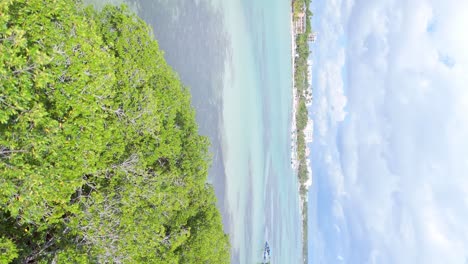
0 1 230 263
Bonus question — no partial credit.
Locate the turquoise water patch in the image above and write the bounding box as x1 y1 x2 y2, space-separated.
218 0 302 262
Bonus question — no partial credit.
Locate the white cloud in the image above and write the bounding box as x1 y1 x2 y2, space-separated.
326 50 348 123
309 0 468 263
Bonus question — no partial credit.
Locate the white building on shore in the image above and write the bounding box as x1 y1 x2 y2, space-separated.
293 3 307 35
305 159 313 188
308 32 318 43
307 60 312 84
304 119 314 143
306 60 313 106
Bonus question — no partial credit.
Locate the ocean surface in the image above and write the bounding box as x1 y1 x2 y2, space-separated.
86 0 302 262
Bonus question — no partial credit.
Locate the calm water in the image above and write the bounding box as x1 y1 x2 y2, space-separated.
86 0 302 262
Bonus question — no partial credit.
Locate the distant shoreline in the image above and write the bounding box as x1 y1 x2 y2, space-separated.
290 0 313 263
290 1 304 259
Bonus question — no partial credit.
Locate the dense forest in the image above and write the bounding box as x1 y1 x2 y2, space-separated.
0 0 230 263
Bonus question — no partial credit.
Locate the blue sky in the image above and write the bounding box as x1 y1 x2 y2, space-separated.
307 0 468 263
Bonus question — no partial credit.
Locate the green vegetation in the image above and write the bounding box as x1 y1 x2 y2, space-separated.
292 0 312 262
293 0 313 20
0 1 230 263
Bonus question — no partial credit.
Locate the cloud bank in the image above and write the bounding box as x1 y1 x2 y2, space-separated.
308 0 468 263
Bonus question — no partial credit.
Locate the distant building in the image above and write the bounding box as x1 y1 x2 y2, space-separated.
306 159 313 188
306 87 313 106
294 12 306 34
294 4 307 35
308 32 318 42
307 60 312 80
306 60 313 106
304 119 314 143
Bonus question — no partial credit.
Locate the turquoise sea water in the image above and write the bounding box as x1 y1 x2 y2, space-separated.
217 1 302 262
85 0 302 262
